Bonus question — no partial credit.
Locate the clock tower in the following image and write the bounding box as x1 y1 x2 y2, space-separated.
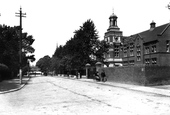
104 11 123 67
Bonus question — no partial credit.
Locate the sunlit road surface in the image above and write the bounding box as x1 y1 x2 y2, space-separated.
0 76 170 115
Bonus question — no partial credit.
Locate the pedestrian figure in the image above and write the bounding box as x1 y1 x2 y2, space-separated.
76 71 79 79
94 71 100 81
101 70 107 82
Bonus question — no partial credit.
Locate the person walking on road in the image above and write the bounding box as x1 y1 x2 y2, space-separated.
101 70 107 82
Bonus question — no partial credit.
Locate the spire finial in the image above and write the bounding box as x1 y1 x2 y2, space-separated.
112 7 114 14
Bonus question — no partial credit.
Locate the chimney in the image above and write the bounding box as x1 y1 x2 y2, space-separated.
150 20 156 30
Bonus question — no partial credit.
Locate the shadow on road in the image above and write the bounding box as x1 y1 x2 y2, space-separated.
0 79 20 91
0 77 30 92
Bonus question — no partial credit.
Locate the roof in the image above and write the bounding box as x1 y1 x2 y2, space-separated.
134 23 170 43
122 23 170 44
122 36 135 44
109 13 117 19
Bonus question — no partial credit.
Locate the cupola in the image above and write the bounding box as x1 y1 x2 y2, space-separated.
109 12 118 27
150 20 156 30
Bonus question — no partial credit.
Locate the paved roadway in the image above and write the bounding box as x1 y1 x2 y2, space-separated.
0 76 170 115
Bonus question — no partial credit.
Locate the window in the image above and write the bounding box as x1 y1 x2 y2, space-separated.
130 43 134 56
124 61 128 66
123 45 127 57
152 58 157 65
136 45 141 61
166 41 169 52
137 57 141 61
129 60 134 65
114 45 119 57
108 53 111 58
104 54 106 58
145 46 150 54
151 45 156 53
110 36 113 42
145 59 150 65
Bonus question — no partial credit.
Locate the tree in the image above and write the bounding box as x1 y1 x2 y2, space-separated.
51 19 109 75
94 40 109 63
52 19 99 74
0 25 35 79
0 63 10 81
36 55 51 75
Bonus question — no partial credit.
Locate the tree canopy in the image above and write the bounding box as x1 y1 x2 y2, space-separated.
36 19 109 75
0 25 35 79
50 19 109 75
36 55 51 75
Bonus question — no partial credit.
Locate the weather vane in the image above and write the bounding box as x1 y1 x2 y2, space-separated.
167 2 170 10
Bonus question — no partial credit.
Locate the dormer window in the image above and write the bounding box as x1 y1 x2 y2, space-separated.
151 45 156 53
145 46 150 54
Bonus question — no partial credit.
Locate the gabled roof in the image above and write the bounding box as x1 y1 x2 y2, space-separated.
122 36 136 44
134 23 170 43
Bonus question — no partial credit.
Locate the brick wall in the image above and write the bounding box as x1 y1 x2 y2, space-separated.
145 66 170 83
100 65 170 85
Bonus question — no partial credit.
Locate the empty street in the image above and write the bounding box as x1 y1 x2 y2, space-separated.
0 76 170 115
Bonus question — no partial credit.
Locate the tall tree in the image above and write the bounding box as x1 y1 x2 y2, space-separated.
51 19 109 75
72 19 99 68
0 25 35 78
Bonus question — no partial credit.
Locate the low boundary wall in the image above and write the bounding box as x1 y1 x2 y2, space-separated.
100 65 170 85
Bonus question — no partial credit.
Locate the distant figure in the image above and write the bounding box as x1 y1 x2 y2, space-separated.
67 72 69 77
76 71 79 79
94 71 100 81
101 70 107 82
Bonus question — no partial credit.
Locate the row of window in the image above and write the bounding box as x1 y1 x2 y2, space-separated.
145 58 157 65
136 45 141 61
145 45 156 54
123 58 157 66
123 40 170 56
110 40 170 59
114 45 119 57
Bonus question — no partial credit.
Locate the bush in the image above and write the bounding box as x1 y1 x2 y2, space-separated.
0 63 11 81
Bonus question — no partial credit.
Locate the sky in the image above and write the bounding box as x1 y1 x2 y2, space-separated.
0 0 170 65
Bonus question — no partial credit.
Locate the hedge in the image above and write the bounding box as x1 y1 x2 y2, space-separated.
0 63 11 81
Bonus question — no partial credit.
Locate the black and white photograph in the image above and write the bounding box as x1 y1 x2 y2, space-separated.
0 0 170 114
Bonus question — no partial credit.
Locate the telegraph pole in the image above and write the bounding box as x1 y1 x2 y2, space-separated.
15 7 26 84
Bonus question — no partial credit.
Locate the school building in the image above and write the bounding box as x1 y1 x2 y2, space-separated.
104 12 170 67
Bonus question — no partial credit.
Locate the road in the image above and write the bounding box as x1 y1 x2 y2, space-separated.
0 76 170 115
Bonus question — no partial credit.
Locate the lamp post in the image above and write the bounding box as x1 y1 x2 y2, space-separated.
15 7 26 84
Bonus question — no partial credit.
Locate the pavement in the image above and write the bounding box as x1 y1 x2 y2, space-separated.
1 75 170 97
0 75 31 94
66 76 170 97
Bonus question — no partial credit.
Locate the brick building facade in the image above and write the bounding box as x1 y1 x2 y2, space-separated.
104 12 170 67
104 12 123 67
